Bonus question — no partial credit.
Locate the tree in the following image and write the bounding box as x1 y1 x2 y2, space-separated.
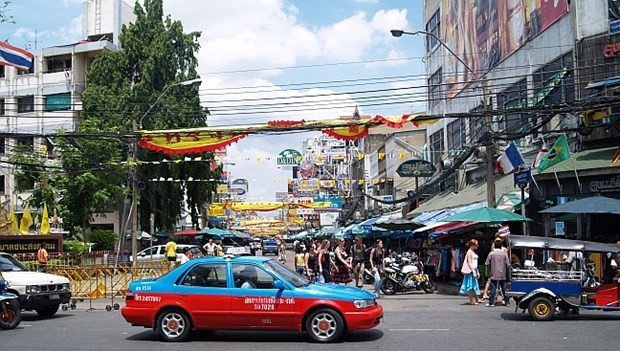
81 0 218 232
0 1 14 24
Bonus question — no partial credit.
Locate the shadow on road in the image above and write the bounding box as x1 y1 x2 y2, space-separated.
126 329 383 343
500 312 620 322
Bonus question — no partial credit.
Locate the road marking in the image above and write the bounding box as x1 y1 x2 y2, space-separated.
389 328 450 331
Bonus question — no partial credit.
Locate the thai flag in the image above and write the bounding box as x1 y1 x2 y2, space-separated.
498 225 510 238
0 41 34 71
495 143 525 174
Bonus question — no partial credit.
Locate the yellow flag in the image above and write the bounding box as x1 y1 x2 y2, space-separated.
40 203 50 235
9 205 19 235
20 207 33 235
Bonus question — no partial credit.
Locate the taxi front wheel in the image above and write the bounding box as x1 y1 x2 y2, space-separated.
306 308 344 343
156 308 192 342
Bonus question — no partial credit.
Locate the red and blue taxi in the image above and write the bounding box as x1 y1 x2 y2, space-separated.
121 255 383 342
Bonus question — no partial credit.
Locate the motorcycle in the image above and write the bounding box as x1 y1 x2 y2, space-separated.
381 253 434 295
0 276 22 330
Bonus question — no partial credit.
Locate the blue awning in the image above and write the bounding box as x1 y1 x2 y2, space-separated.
585 75 620 89
358 217 381 230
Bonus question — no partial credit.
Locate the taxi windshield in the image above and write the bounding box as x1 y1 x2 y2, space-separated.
264 259 310 288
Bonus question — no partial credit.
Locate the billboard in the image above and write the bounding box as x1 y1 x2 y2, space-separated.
610 0 620 34
441 0 569 98
231 178 249 194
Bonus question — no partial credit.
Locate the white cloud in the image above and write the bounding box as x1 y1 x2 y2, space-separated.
160 1 414 201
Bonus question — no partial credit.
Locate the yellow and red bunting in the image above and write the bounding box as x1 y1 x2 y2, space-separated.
322 124 369 140
138 132 248 155
267 120 306 127
370 114 411 128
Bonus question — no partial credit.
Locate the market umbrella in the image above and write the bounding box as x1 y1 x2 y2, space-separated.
540 195 620 215
440 207 531 223
173 228 202 236
374 217 423 231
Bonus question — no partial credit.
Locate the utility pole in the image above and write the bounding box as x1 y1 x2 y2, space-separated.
130 120 138 266
391 29 496 208
483 78 496 208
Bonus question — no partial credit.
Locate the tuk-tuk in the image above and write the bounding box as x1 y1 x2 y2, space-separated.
0 271 22 329
506 235 620 321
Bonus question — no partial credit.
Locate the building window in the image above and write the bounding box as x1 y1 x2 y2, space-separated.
0 175 4 193
425 9 440 52
45 93 71 111
497 79 529 134
447 119 465 152
17 96 35 113
17 65 34 75
46 57 72 73
0 66 5 78
533 52 574 106
0 138 4 154
16 137 34 149
430 130 444 165
468 105 485 144
0 98 4 116
428 68 442 107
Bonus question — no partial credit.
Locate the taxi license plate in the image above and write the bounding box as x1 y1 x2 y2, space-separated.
50 294 60 300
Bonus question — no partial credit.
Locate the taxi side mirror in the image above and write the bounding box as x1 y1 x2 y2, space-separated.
273 280 286 290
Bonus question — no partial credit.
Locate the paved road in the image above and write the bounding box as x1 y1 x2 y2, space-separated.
2 291 619 351
3 251 617 350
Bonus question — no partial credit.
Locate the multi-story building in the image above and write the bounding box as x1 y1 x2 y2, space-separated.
0 0 134 233
412 0 620 240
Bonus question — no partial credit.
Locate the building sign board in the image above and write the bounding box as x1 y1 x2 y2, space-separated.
277 149 302 165
396 160 437 177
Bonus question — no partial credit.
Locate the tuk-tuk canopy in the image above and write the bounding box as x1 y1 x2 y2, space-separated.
508 235 620 253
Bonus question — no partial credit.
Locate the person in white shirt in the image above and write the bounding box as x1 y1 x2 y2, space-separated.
203 238 216 256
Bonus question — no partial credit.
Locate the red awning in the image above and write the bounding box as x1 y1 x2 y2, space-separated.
173 229 202 236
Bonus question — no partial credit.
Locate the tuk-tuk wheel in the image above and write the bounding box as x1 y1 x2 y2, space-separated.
528 296 555 321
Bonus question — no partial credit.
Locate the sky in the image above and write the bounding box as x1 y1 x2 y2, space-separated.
1 0 425 202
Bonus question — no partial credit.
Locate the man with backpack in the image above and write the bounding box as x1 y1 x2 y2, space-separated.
350 237 366 288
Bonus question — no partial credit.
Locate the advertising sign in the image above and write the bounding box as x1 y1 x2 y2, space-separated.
396 160 437 177
320 212 339 227
610 0 620 34
231 178 249 194
0 235 63 253
441 0 569 98
277 149 302 165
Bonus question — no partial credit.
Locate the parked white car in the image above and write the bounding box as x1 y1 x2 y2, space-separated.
129 244 204 263
0 252 71 317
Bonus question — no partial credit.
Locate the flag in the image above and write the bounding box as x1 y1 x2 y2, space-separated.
40 203 50 235
495 143 525 174
611 146 620 167
9 205 19 235
537 135 570 173
498 225 511 238
0 41 34 71
20 207 33 235
532 140 549 169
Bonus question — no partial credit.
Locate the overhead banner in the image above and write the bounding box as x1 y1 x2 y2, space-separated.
441 0 569 98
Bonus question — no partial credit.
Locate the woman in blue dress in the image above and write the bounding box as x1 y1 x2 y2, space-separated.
460 239 483 305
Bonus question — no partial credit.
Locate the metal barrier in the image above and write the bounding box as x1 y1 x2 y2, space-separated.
47 262 170 299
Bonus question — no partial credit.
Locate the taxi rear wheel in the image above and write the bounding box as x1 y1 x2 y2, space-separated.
306 308 344 343
156 308 192 342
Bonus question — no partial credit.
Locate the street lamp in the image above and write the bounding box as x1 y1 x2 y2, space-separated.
130 78 202 265
391 28 496 208
138 78 202 129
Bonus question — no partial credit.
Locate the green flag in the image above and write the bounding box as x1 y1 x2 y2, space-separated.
537 135 571 173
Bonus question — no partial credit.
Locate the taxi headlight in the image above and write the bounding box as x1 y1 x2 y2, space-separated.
62 283 70 290
26 285 41 294
353 299 375 309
